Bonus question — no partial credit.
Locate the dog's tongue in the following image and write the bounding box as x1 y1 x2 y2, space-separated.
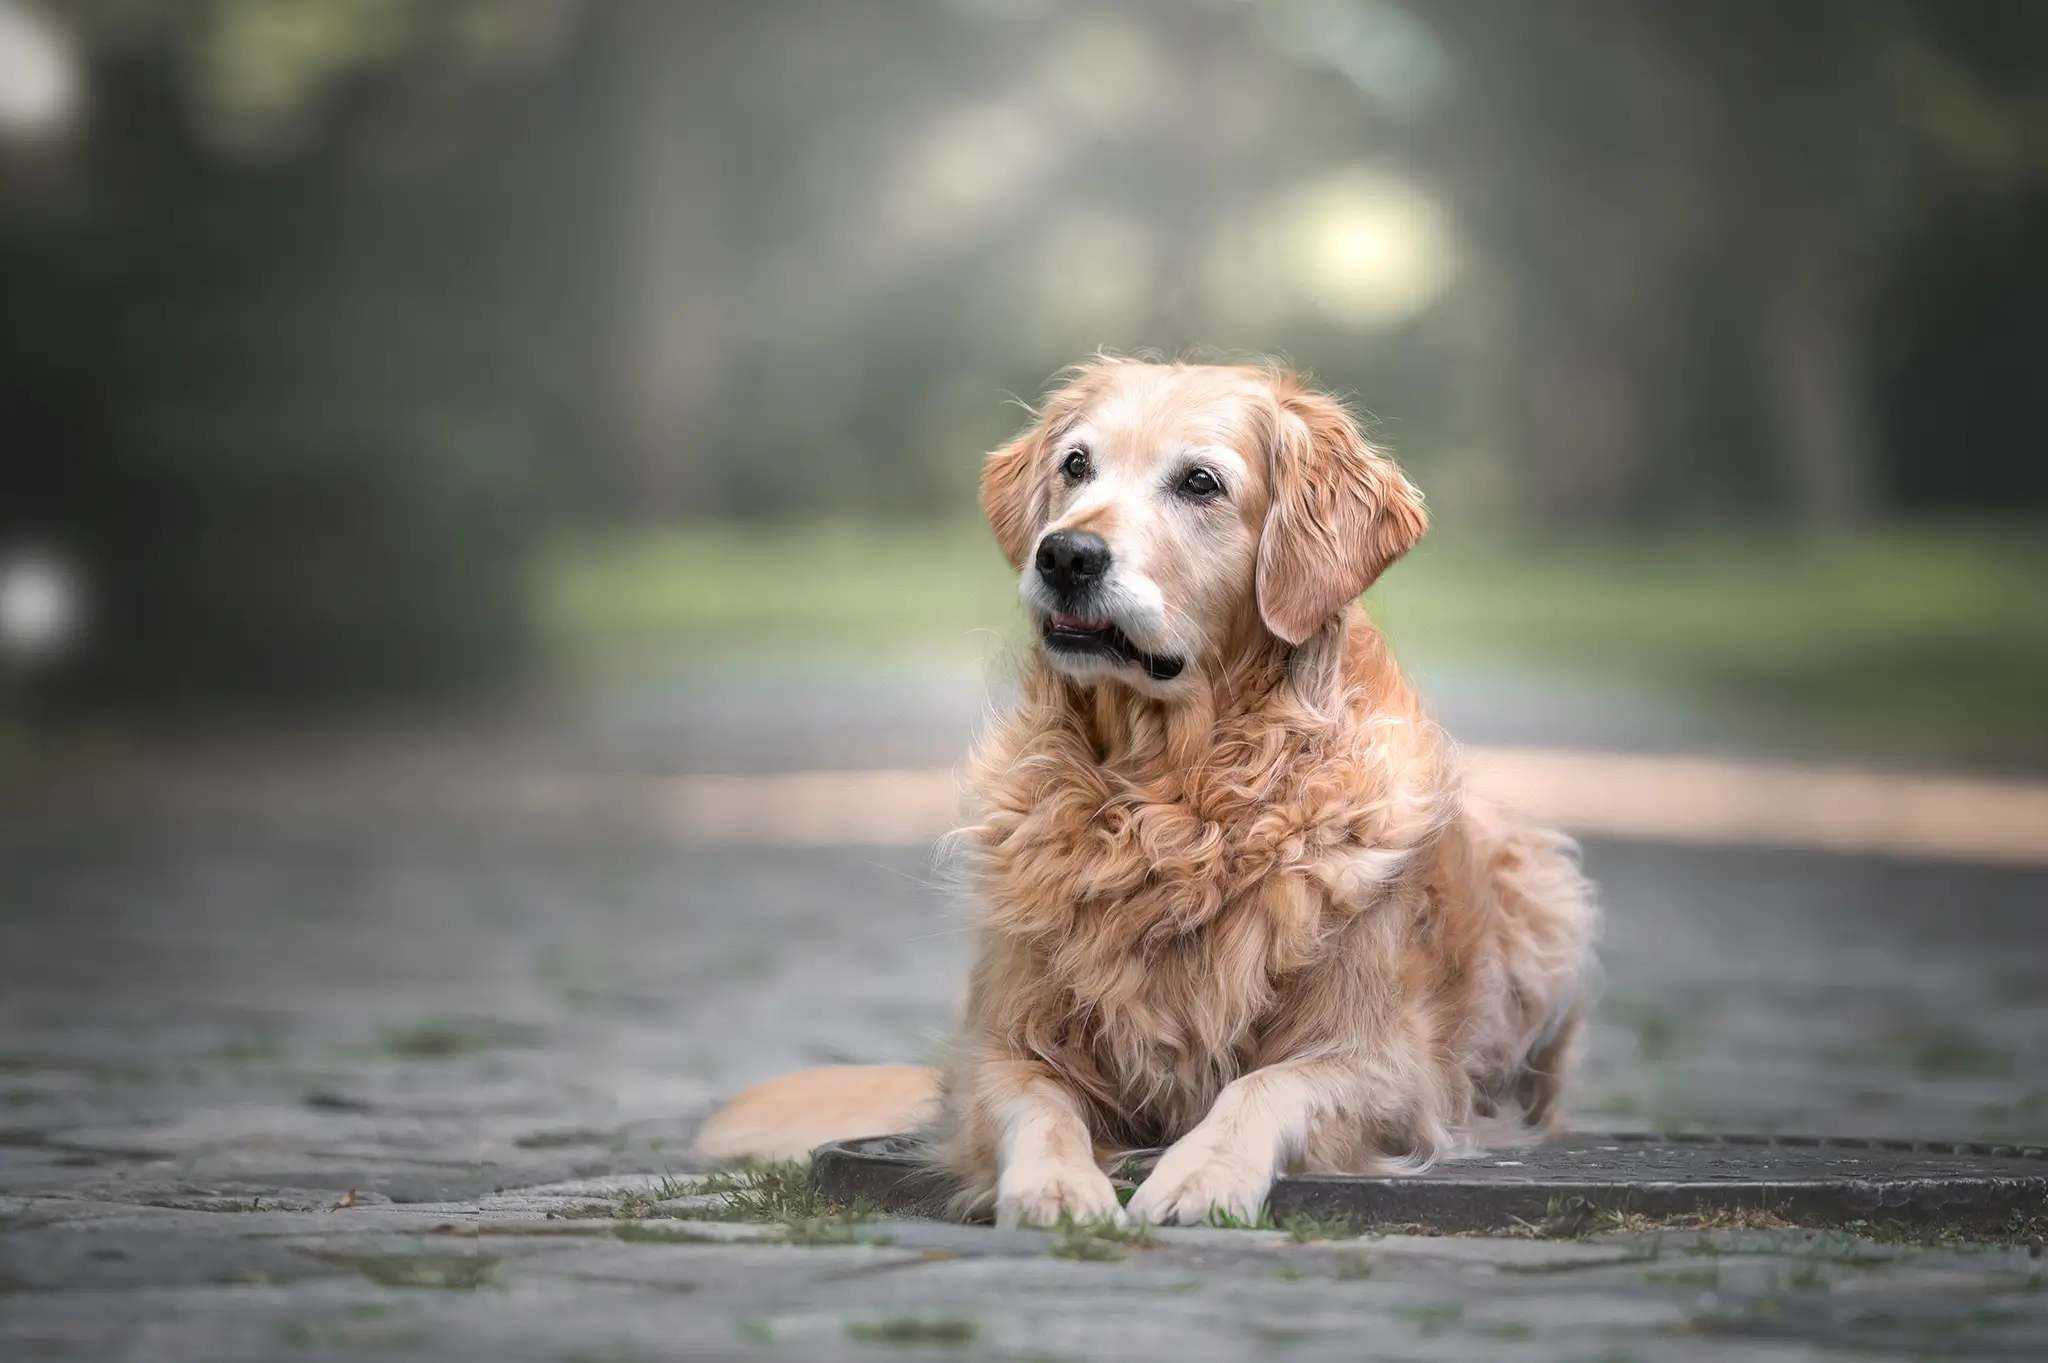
1051 612 1111 632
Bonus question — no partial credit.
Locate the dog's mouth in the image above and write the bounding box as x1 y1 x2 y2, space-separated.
1041 612 1185 682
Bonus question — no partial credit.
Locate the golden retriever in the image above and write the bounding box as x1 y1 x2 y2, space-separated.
696 359 1597 1228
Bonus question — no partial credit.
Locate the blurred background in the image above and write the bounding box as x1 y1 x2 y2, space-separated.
3 0 2048 1211
2 0 2046 761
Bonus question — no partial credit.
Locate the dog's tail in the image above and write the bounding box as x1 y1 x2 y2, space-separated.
692 1064 943 1162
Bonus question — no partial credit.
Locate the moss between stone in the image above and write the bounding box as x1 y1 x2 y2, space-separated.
311 1251 498 1290
845 1316 978 1346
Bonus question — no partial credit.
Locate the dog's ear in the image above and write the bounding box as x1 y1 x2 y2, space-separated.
981 425 1048 571
1257 378 1427 646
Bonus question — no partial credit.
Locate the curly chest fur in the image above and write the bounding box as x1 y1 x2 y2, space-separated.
969 770 1424 1142
956 653 1457 1143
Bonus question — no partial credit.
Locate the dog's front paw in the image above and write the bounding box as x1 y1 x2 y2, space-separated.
994 1160 1127 1229
1126 1141 1273 1226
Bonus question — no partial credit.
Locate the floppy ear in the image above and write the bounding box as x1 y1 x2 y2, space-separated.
1256 380 1428 646
980 426 1048 570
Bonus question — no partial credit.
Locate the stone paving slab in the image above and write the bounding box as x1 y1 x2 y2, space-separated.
6 674 2048 1360
9 1192 2048 1362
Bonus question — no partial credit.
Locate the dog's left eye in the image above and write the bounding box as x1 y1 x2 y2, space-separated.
1176 467 1223 500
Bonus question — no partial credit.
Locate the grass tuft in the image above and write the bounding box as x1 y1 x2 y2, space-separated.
375 1021 523 1059
1202 1205 1277 1230
1515 1196 1618 1239
1393 1304 1463 1335
1047 1216 1159 1261
628 1159 890 1245
603 1188 663 1221
1907 1031 2016 1080
1515 1196 1798 1239
1839 1203 2048 1248
1688 1204 1795 1232
783 1215 890 1247
844 1316 978 1346
1281 1213 1363 1243
649 1172 702 1201
690 1159 854 1221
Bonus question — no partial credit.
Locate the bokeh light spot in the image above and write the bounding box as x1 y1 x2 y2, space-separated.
0 547 84 664
1274 167 1458 332
0 0 80 138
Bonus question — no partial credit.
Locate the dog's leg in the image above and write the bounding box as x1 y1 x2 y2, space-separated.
964 1060 1124 1228
1126 1058 1367 1226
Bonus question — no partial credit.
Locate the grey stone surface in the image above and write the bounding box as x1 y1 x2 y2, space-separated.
3 668 2047 1359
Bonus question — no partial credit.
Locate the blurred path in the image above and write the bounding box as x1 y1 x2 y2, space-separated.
526 664 2048 861
561 662 1736 776
4 665 2046 1358
507 753 2048 863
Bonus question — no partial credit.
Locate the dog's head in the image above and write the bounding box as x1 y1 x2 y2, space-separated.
983 359 1426 696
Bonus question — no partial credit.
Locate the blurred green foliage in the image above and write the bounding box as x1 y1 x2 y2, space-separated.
547 521 2048 767
543 524 1024 675
5 1 2048 722
1377 523 2048 767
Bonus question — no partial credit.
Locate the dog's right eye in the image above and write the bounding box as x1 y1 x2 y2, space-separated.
1059 447 1091 482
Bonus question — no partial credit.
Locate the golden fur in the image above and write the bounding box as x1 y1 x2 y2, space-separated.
693 1064 942 1162
695 359 1597 1228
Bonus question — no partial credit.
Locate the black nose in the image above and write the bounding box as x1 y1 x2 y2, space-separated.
1035 530 1111 597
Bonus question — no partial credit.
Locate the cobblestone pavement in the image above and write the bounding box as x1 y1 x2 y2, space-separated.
3 668 2046 1360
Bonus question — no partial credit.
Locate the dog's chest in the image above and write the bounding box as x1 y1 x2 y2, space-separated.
1057 904 1308 1139
987 788 1330 1049
970 726 1417 1116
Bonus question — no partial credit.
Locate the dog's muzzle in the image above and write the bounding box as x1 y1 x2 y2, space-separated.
1031 530 1186 682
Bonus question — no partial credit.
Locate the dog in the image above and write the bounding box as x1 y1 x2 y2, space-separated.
696 359 1597 1227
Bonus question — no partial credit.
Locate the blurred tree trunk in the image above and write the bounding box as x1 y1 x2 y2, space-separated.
1417 0 1911 526
601 0 742 517
1759 243 1876 527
